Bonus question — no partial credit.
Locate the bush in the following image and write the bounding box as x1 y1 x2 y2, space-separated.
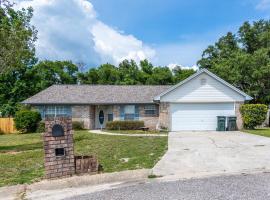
72 121 85 130
240 104 268 129
106 120 144 130
36 121 45 133
14 109 41 133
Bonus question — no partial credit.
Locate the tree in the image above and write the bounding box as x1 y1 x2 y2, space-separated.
31 60 78 91
172 66 196 83
0 0 37 74
197 20 270 104
147 66 174 85
77 68 99 84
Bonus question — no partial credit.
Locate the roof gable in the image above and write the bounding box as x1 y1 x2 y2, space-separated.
154 69 252 101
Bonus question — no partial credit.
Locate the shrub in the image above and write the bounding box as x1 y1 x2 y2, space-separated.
14 109 41 133
72 121 85 130
240 104 268 129
36 121 45 133
106 120 144 130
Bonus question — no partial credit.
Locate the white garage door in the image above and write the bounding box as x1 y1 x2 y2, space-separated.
171 103 235 131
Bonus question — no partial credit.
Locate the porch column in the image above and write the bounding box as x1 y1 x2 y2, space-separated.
89 105 95 129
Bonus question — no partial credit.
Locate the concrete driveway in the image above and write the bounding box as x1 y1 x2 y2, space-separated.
153 131 270 178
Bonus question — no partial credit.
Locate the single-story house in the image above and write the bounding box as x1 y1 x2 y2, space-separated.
22 69 252 131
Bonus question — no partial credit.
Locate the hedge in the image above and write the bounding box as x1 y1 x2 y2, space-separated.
14 109 42 133
240 104 268 129
72 121 85 130
106 120 144 130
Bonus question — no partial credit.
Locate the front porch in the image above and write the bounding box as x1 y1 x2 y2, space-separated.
72 104 160 130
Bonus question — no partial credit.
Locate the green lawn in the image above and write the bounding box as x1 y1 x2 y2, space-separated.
106 130 168 134
0 131 167 187
244 128 270 138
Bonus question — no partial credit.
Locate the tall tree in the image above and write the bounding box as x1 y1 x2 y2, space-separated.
31 60 78 91
172 66 195 83
0 1 37 116
0 0 37 74
197 20 270 104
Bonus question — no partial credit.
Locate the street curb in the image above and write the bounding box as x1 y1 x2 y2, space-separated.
0 184 26 200
0 169 151 200
27 169 151 192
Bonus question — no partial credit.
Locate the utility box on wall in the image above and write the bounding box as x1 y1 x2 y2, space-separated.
43 117 75 179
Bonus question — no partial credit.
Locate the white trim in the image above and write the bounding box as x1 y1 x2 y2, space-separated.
154 68 253 101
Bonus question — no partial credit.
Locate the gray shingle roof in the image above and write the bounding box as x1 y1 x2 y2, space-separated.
22 85 172 105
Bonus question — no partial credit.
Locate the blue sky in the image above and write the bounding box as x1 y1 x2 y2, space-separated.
16 0 270 69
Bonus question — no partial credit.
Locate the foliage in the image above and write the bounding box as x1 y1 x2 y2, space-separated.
240 104 268 129
78 59 195 85
36 121 45 133
14 109 41 133
31 60 78 91
197 20 270 104
72 121 84 130
0 0 37 74
106 120 144 130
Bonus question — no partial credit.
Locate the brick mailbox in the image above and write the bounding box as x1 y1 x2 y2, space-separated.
43 117 98 179
43 117 75 179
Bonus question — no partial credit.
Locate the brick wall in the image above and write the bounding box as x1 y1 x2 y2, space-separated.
138 104 159 130
235 102 244 130
43 117 75 179
159 102 170 130
72 106 91 129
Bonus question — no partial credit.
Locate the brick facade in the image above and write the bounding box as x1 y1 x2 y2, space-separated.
138 104 159 130
158 102 170 130
72 106 90 129
235 102 244 130
43 117 75 179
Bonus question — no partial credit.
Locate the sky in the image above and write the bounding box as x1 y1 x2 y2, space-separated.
15 0 270 69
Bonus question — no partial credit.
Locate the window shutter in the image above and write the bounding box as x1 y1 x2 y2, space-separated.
120 106 125 120
135 105 139 120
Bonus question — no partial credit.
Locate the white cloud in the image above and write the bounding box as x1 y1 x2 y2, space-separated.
91 22 155 64
15 0 155 66
256 0 270 10
167 63 198 71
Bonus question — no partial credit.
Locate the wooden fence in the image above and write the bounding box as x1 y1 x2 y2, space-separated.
0 118 16 134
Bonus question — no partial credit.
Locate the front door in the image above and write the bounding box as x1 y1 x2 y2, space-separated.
95 106 106 129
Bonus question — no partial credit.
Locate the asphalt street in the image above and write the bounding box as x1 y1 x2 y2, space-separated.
66 173 270 200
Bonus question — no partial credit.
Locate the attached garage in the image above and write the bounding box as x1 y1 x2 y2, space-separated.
155 69 252 131
170 103 235 131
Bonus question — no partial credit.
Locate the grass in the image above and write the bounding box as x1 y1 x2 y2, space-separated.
106 130 168 134
0 131 167 187
244 128 270 138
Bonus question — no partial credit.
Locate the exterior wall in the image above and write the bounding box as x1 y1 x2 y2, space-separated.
70 104 163 130
159 102 170 130
113 105 120 121
72 105 91 129
138 104 159 130
160 73 246 103
235 102 244 130
262 109 270 127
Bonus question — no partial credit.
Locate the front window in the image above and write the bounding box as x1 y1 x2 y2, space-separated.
37 105 71 118
144 105 157 116
120 105 139 120
124 105 135 120
107 106 113 121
